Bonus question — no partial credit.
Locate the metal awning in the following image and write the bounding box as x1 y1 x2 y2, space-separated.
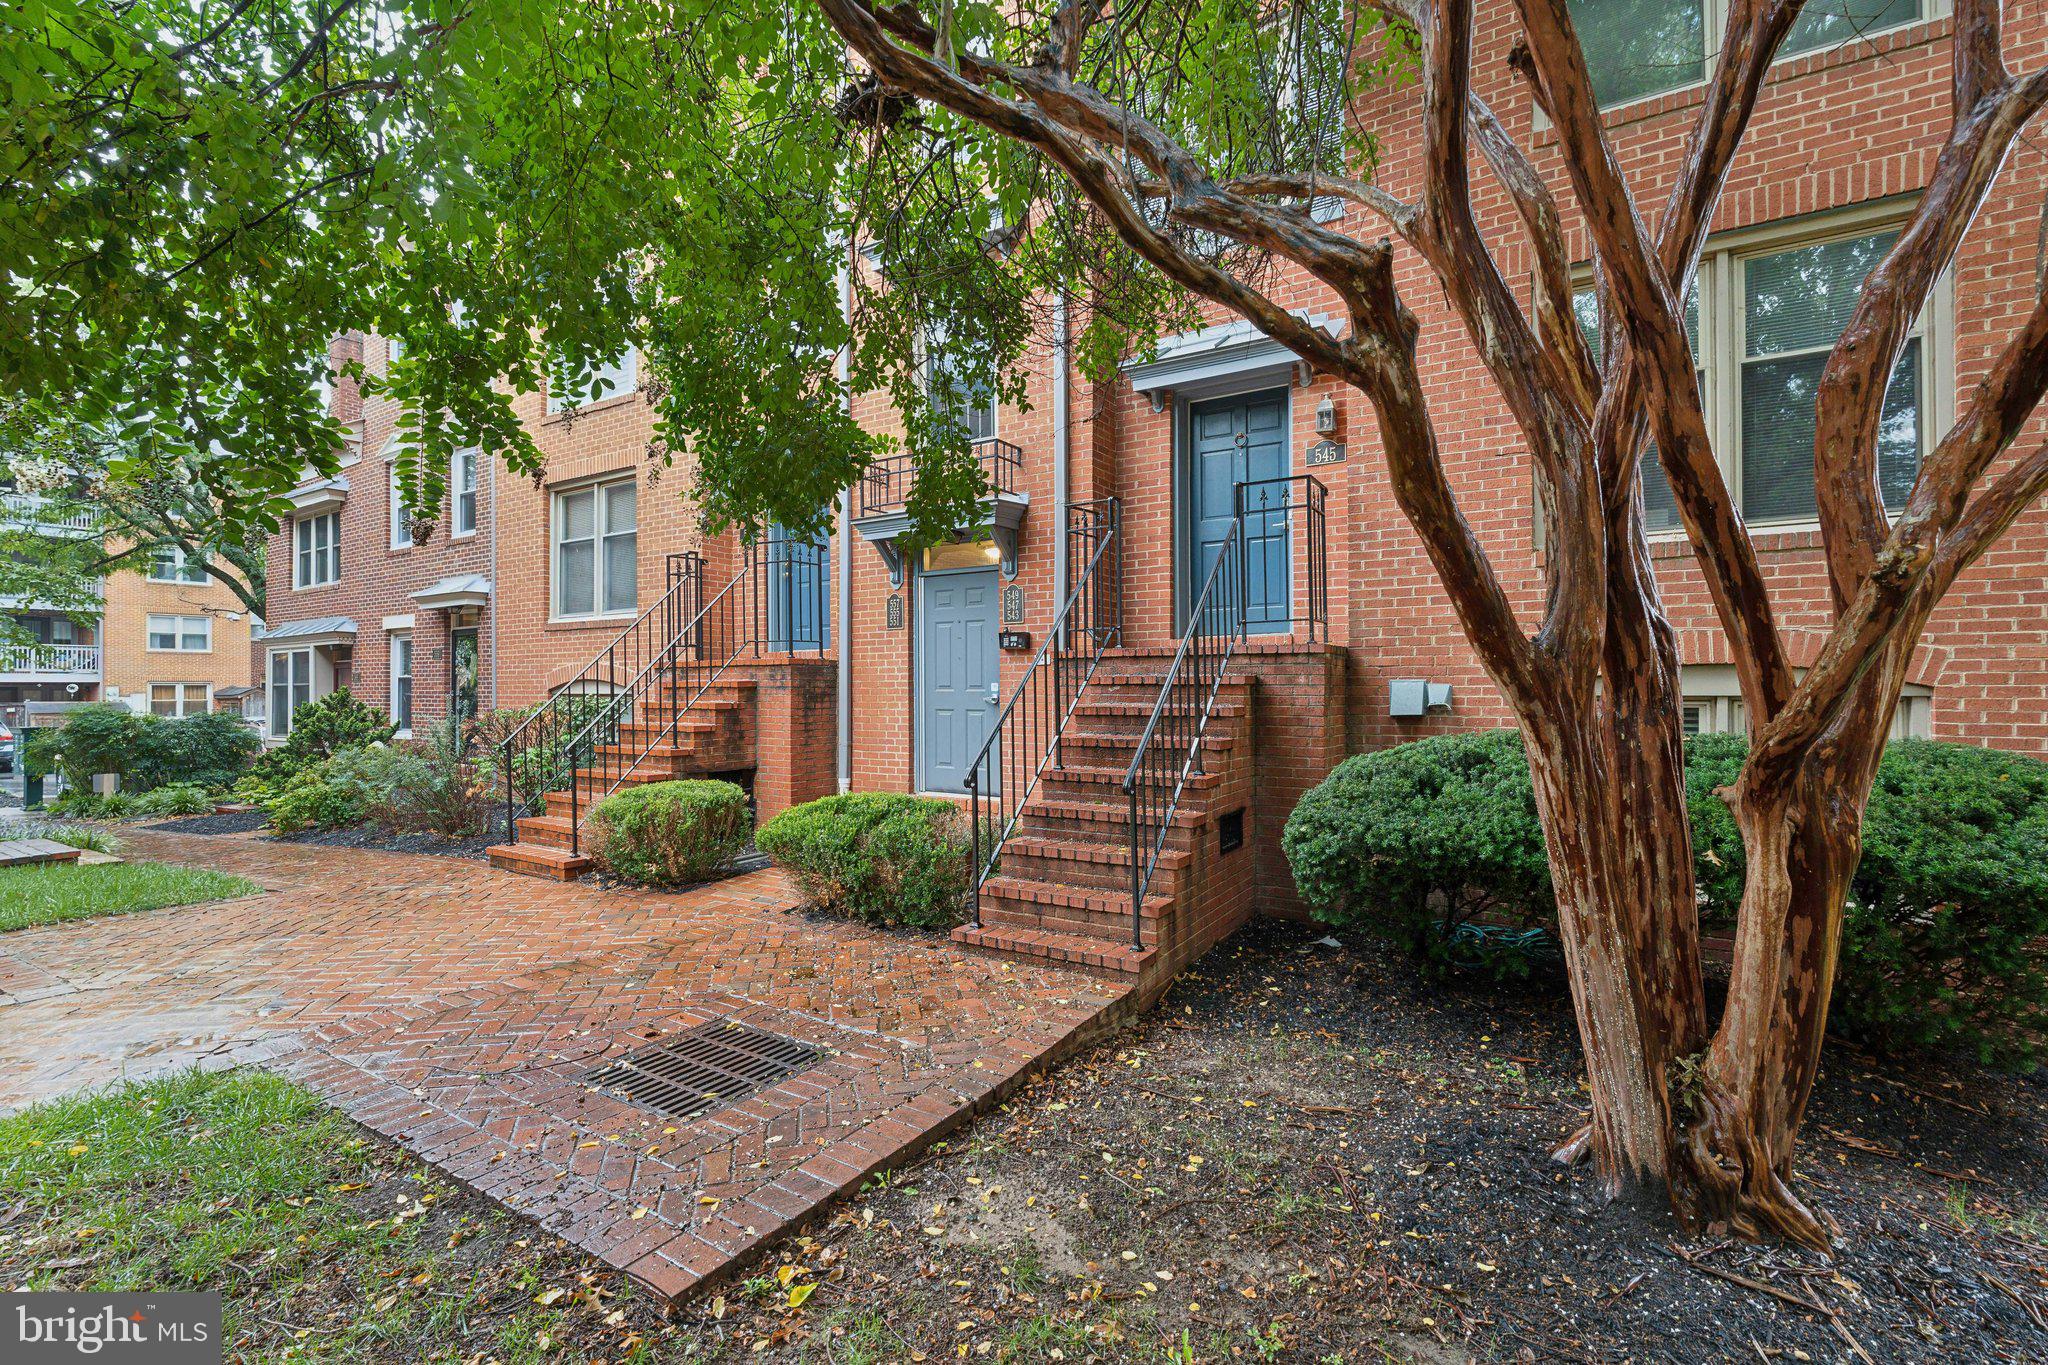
410 574 492 610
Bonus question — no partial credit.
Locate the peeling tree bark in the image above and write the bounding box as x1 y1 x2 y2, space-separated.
806 0 2048 1244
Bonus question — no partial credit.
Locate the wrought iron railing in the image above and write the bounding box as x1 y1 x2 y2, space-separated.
856 437 1025 516
497 541 829 855
962 498 1122 925
1121 517 1248 950
1236 474 1329 640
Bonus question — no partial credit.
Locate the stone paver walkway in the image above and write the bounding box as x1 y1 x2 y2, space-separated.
0 830 1132 1298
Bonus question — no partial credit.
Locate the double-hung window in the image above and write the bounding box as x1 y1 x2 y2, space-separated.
149 545 208 584
150 683 211 718
1566 0 1937 111
295 512 340 587
147 614 211 652
554 477 638 618
926 334 997 443
452 447 479 537
390 634 414 735
390 462 414 549
269 649 313 737
1569 214 1940 532
546 347 639 414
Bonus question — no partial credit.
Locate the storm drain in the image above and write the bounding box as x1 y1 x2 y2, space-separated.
581 1021 820 1121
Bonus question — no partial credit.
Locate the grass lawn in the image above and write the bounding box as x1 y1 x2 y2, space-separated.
0 861 260 932
0 1070 676 1363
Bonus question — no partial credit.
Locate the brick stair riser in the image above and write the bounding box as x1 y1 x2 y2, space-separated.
484 846 589 880
1074 677 1252 702
1039 768 1223 803
1014 807 1207 851
993 848 1189 897
514 816 577 851
949 926 1152 977
1061 704 1248 740
1052 732 1236 765
977 895 1162 944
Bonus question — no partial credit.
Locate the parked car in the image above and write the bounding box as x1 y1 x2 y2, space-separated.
0 720 14 774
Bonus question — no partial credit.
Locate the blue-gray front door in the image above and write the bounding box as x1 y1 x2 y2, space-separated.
919 568 1001 793
1186 390 1290 632
764 522 828 652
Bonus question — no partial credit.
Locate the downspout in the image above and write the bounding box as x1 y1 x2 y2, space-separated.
836 255 854 792
1052 292 1071 645
488 445 499 710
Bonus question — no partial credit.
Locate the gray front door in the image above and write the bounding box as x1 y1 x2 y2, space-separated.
1186 390 1290 632
919 568 1001 793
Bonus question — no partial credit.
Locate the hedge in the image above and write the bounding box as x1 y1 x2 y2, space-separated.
26 703 259 793
587 779 752 887
755 792 971 929
1283 731 2048 1070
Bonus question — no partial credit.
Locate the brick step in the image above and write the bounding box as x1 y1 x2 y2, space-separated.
486 842 590 880
614 718 724 743
1053 730 1237 759
1042 764 1222 796
1072 698 1246 719
633 696 745 722
950 922 1156 976
1076 672 1251 694
593 740 714 765
514 813 578 850
998 835 1189 893
977 890 1166 943
1013 800 1209 852
980 873 1172 922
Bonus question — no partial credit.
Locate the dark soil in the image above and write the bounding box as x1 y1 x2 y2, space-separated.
680 920 2048 1363
144 808 271 836
272 821 505 862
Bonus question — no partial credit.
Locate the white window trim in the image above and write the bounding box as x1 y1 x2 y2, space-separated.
545 346 640 416
390 461 414 550
294 512 341 589
1681 664 1931 740
451 447 479 539
148 682 212 718
146 613 213 653
389 632 414 739
550 474 639 622
147 545 208 584
1550 0 1950 118
1566 199 1952 540
268 646 314 738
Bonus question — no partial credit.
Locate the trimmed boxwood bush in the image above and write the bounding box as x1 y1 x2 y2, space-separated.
587 779 753 887
755 792 971 929
1284 730 2048 1069
26 703 258 793
254 689 395 778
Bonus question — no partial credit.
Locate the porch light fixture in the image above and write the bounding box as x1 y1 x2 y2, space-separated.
1315 395 1339 436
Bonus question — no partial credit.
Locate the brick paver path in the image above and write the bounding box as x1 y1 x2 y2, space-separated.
0 830 1131 1298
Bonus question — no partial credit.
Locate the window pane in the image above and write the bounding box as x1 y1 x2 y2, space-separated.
1571 284 1697 533
151 685 176 717
1745 232 1897 357
604 480 636 532
184 684 208 713
180 620 208 650
558 541 595 616
1783 0 1920 58
603 531 638 613
1741 351 1826 522
1567 0 1705 107
1877 336 1922 506
560 489 596 542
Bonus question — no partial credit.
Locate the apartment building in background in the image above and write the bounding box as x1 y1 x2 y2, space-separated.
268 0 2048 994
3 489 255 721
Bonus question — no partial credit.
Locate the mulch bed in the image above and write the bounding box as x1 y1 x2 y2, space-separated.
143 809 271 836
271 822 504 862
677 919 2048 1363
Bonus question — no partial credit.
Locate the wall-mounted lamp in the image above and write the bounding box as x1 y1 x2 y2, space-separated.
1314 395 1340 436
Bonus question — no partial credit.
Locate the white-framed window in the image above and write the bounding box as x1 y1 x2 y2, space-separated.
147 614 212 652
1681 665 1932 741
269 648 313 737
387 335 404 364
390 633 414 736
1569 208 1947 532
149 682 211 718
546 347 639 415
148 545 208 584
1568 0 1940 111
295 512 341 587
452 447 479 537
925 331 997 442
390 462 414 549
553 476 638 618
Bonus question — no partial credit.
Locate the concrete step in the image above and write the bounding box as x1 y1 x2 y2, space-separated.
486 842 590 880
951 922 1156 977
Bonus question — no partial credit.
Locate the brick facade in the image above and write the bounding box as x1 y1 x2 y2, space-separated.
269 8 2048 932
100 549 255 715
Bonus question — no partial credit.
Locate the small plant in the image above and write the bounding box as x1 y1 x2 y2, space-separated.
128 783 215 818
587 779 752 886
47 787 135 820
755 791 972 929
9 821 120 853
390 720 494 838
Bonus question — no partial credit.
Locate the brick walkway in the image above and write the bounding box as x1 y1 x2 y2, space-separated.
0 831 1132 1298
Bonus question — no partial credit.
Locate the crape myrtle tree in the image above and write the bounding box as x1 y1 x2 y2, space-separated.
785 0 2048 1248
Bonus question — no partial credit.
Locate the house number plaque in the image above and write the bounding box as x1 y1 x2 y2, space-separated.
886 594 904 629
1002 584 1024 623
1306 439 1346 467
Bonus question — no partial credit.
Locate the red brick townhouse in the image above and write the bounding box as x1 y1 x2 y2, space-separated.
268 0 2048 996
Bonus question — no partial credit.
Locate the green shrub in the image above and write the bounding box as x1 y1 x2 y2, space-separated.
128 783 216 818
756 792 971 929
1283 731 2048 1068
260 750 403 835
255 689 395 778
384 720 495 839
23 704 256 793
10 822 120 853
47 787 135 820
587 779 753 886
1281 730 1553 974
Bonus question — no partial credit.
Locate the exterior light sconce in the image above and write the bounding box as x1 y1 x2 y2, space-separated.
1315 395 1339 436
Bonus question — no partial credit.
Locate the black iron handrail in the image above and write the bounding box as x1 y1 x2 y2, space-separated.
1121 516 1247 950
962 498 1122 925
857 437 1025 517
497 540 828 856
1236 473 1329 640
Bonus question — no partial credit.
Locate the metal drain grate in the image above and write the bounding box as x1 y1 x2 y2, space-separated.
581 1021 819 1121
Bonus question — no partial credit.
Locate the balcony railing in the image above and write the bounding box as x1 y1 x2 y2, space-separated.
0 644 102 677
1 492 96 534
857 437 1024 517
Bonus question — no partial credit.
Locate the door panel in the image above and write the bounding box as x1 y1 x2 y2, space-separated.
1186 391 1290 632
920 569 1001 794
